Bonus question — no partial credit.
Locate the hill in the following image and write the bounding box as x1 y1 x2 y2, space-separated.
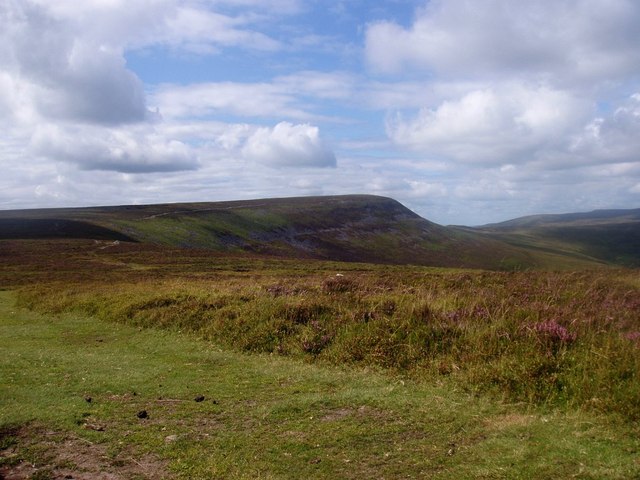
475 208 640 267
0 195 625 269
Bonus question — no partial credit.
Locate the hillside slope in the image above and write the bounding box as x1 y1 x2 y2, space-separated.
476 208 640 267
0 195 611 269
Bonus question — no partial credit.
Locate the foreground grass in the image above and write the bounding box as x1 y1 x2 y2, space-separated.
17 259 640 421
1 291 639 479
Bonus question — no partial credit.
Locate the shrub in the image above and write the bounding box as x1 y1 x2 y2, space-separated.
14 264 640 421
322 275 358 294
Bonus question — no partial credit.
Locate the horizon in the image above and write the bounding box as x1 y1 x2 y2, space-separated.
2 1 639 225
1 193 638 227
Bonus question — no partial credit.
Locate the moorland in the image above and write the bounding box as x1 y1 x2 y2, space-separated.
1 195 639 479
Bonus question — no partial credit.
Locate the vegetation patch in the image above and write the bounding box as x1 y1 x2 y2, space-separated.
1 289 639 479
2 239 640 478
8 241 640 421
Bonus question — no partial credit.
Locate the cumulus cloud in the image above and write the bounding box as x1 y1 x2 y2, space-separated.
0 0 297 175
365 0 640 84
31 125 198 173
387 84 591 165
242 122 336 168
1 1 148 125
1 0 295 127
368 0 640 197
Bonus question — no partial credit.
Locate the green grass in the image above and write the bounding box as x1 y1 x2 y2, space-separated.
478 208 640 268
17 262 640 421
2 291 639 479
2 239 640 478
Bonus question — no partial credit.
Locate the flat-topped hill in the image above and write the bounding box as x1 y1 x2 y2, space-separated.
2 195 637 269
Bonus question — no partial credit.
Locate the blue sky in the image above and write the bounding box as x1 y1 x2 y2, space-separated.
1 0 640 225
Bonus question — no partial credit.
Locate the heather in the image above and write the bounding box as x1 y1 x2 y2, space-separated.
11 240 640 422
3 290 639 479
3 239 640 478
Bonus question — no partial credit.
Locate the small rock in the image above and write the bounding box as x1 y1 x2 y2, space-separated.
164 434 179 443
194 395 205 402
137 410 148 419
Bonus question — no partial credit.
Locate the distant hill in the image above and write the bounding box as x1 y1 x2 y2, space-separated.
475 208 640 267
1 195 633 269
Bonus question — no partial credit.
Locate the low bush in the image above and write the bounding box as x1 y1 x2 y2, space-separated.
15 263 640 421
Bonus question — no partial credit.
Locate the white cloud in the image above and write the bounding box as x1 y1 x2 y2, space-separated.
454 179 517 202
365 0 640 84
20 0 287 53
569 93 640 164
387 84 591 165
362 0 640 223
0 0 320 176
40 46 148 125
274 71 356 100
160 6 281 54
1 1 148 125
30 125 198 173
0 0 294 127
242 122 336 168
406 180 447 198
151 82 307 120
0 72 38 127
151 72 361 122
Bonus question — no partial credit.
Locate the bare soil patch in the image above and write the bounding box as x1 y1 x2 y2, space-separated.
0 425 172 480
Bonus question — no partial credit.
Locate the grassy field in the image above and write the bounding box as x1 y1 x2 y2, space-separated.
1 239 640 478
2 291 639 479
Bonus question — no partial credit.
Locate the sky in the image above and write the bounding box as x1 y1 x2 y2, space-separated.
1 0 640 225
